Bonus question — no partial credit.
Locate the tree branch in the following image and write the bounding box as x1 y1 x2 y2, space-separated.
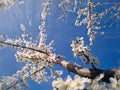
0 41 49 55
4 65 47 90
56 59 120 83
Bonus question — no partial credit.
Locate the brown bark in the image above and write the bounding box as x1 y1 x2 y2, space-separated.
56 60 120 83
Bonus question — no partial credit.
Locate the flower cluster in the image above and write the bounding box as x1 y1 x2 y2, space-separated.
71 37 89 56
58 0 72 19
52 74 120 90
0 74 27 90
0 0 16 10
52 75 91 90
71 37 99 66
16 63 49 84
0 0 25 10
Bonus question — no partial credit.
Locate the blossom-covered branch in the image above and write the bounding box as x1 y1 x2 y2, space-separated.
59 0 120 45
0 0 24 10
0 0 62 89
0 40 49 55
3 65 47 90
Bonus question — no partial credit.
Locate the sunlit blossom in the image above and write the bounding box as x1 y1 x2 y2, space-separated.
71 37 99 66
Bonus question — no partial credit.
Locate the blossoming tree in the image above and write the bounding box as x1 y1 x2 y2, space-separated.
0 0 120 90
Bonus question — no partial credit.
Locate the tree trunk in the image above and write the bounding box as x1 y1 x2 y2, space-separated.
56 60 120 83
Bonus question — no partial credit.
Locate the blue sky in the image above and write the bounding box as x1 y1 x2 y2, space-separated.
0 0 120 90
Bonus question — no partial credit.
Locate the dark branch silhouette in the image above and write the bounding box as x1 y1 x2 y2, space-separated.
0 41 49 55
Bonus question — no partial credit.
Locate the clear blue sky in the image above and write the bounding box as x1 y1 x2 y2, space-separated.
0 0 120 90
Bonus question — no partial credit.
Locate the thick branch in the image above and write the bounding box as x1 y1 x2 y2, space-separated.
56 60 120 83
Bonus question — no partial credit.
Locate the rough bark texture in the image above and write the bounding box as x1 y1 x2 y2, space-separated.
56 60 120 83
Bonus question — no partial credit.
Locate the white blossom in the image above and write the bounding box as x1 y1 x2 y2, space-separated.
70 75 88 89
109 77 120 89
52 78 66 90
52 75 91 90
71 37 99 66
52 75 120 90
0 0 16 10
